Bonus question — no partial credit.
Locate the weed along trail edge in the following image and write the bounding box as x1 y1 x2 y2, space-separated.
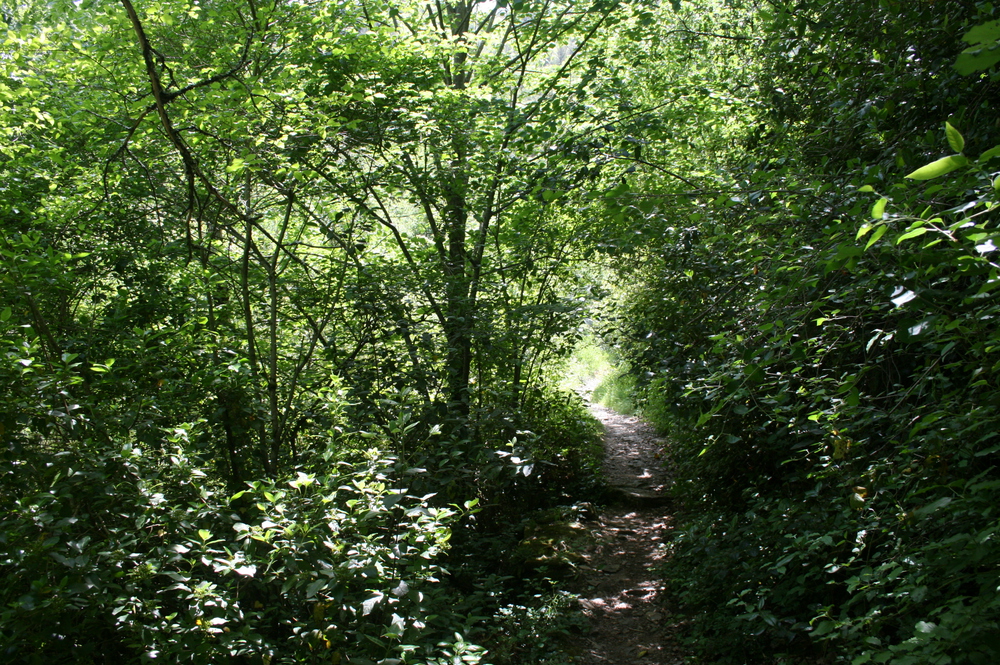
568 403 689 665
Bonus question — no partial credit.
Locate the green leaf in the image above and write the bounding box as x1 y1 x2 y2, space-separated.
896 227 928 244
865 224 888 250
857 185 875 193
198 529 212 541
978 145 1000 162
870 197 887 219
954 49 1000 75
813 620 836 636
847 387 860 407
955 21 1000 74
945 122 964 153
962 20 1000 45
905 155 968 180
0 307 10 322
362 592 384 616
915 497 952 517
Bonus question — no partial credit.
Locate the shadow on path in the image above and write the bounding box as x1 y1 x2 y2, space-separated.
568 404 689 665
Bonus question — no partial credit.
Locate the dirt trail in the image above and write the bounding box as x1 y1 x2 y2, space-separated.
570 404 688 665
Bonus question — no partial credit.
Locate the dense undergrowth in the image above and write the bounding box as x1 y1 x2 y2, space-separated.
606 3 1000 663
0 367 603 664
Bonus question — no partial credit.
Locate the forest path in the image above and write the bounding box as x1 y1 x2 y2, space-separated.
569 404 689 665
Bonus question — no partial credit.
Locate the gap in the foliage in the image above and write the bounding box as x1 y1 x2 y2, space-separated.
559 334 638 416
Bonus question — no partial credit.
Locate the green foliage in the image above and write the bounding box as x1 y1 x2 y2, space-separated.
10 0 1000 663
485 590 586 665
590 369 637 416
515 388 605 496
605 1 1000 662
558 334 614 396
643 148 1000 663
558 332 637 413
0 425 481 664
0 0 632 654
954 19 1000 75
466 385 605 542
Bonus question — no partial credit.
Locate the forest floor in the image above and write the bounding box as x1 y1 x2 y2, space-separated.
568 403 690 665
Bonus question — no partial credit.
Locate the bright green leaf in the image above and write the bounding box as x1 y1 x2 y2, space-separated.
198 529 212 541
865 224 888 250
905 155 968 180
896 227 928 244
955 21 1000 74
858 185 875 193
945 122 964 153
871 197 887 219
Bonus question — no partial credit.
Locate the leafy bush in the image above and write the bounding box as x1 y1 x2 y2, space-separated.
485 590 586 665
0 421 483 664
644 124 1000 664
608 6 1000 656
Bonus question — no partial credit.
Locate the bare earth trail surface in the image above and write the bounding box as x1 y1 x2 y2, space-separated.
570 404 689 665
